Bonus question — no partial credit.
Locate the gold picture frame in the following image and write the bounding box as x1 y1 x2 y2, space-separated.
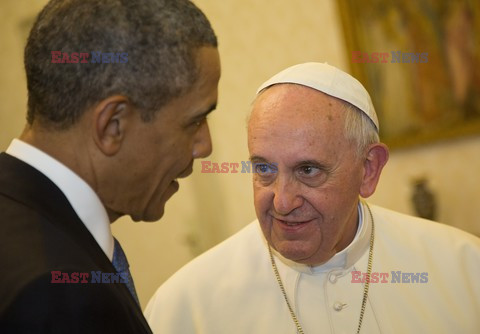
338 1 480 149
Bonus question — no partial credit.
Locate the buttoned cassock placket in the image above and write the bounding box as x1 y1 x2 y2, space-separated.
145 201 480 333
269 202 387 334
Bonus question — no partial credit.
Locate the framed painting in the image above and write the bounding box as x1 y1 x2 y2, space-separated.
337 0 480 149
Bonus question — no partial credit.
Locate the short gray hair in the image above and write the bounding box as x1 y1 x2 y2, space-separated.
343 101 379 157
25 0 217 129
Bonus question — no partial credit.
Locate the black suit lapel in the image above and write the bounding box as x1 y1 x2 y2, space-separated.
0 152 111 270
0 153 151 331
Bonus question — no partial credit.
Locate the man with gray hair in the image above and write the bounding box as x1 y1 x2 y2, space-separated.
0 0 220 332
145 63 480 333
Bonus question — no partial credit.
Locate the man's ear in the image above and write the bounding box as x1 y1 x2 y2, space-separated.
92 95 132 156
359 143 389 198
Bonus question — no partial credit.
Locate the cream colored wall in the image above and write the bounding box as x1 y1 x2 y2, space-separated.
1 0 479 309
371 136 480 236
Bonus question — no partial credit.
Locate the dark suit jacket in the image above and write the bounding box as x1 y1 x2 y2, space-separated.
0 153 152 333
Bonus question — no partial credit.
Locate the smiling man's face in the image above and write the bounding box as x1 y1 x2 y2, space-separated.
248 84 365 265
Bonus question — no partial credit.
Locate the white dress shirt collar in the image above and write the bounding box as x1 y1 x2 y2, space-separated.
6 139 114 260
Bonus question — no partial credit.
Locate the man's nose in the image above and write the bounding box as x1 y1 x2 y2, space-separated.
193 121 213 159
272 175 303 215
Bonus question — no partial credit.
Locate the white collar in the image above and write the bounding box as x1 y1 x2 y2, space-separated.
269 201 372 274
6 139 114 260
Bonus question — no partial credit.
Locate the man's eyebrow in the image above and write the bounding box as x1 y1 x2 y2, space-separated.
195 103 217 119
295 159 331 171
296 159 321 166
186 103 217 126
249 155 269 163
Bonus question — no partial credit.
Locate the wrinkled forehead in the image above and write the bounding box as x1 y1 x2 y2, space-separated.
248 84 348 145
250 83 346 125
247 84 355 166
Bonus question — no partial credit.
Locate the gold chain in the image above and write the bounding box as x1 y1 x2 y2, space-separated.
268 202 375 334
269 244 305 334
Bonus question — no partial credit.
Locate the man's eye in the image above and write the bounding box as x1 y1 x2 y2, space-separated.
192 117 207 127
298 165 320 176
254 163 277 174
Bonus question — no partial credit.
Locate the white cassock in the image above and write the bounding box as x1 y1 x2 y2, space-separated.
145 203 480 334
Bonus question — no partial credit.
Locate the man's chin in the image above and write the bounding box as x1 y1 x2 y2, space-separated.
130 209 165 223
116 181 179 223
106 203 167 223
